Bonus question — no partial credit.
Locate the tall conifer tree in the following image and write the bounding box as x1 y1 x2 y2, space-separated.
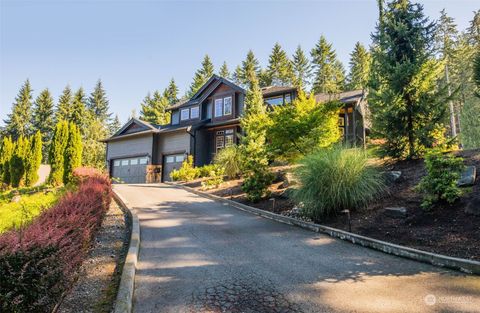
311 36 345 94
140 91 170 125
0 136 14 185
219 61 231 80
234 50 261 87
48 121 69 186
347 42 371 91
32 89 54 161
292 45 312 89
64 123 82 184
87 79 111 123
369 0 447 158
188 55 215 96
4 80 33 140
71 88 87 129
10 136 30 187
25 131 42 186
56 85 73 122
109 114 121 136
163 78 179 104
266 43 294 86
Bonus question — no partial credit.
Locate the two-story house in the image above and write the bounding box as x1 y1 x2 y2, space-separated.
102 75 367 183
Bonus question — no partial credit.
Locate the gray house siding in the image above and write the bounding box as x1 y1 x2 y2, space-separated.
156 130 191 160
107 134 154 161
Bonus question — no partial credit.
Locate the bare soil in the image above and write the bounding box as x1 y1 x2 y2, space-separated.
57 199 130 313
183 150 480 261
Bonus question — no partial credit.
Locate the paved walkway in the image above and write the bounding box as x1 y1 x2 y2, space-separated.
114 184 480 313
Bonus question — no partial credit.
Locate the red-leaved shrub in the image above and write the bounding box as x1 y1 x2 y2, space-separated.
0 170 111 312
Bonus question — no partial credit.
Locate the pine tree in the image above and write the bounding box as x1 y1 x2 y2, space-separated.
311 36 345 94
347 42 371 91
109 114 121 136
0 136 14 185
10 136 30 187
266 43 294 86
71 88 87 129
292 45 312 89
188 55 215 96
48 121 69 186
467 10 480 46
4 80 33 140
163 78 179 104
87 79 111 123
25 131 42 186
219 61 231 80
32 88 54 161
234 50 261 87
56 85 73 122
64 123 82 184
369 0 447 158
435 9 459 137
140 91 170 125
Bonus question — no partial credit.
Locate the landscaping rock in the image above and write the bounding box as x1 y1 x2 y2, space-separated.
384 207 407 218
458 166 476 187
385 171 402 183
11 195 21 203
465 198 480 216
280 172 296 188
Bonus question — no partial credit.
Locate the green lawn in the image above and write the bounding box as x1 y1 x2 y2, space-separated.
0 188 62 233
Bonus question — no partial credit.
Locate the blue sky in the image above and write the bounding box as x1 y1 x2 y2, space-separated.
1 0 478 125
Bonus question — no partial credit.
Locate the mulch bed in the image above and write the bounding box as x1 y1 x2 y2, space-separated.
183 150 480 261
57 199 130 313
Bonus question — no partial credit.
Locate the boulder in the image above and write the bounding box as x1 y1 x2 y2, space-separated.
458 166 476 187
385 171 402 183
384 207 407 218
11 195 21 203
465 198 480 216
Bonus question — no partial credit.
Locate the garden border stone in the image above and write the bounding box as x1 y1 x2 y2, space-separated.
168 182 480 275
112 189 140 313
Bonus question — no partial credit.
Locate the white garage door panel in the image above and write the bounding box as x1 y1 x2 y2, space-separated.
112 157 148 184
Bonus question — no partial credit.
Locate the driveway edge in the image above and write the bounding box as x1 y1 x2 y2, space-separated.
170 183 480 275
112 189 140 313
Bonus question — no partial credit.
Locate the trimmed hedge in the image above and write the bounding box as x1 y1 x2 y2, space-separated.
0 168 111 312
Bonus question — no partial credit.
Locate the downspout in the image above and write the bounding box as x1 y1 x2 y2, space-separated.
186 127 196 166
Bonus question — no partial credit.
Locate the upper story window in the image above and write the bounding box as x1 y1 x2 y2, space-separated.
171 111 180 125
190 106 199 119
265 93 292 106
214 96 233 117
180 108 190 121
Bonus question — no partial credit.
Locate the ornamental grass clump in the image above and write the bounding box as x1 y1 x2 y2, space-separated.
291 147 386 221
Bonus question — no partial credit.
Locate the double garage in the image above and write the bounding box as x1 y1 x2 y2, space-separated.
105 124 191 184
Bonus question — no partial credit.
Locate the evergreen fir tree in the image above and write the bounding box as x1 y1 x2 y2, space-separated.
4 80 33 140
140 91 170 125
0 136 14 185
64 123 82 184
48 121 69 186
163 78 179 104
369 0 447 158
56 85 73 122
25 131 42 186
32 88 54 161
311 36 345 94
235 50 261 87
83 118 108 169
347 42 371 91
71 88 87 129
9 136 30 187
258 69 272 88
109 114 121 136
266 43 294 86
87 79 111 123
219 61 231 80
292 45 312 89
188 55 215 96
467 10 480 46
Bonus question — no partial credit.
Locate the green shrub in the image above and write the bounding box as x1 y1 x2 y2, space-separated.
241 168 274 202
214 146 243 179
201 167 225 190
291 147 385 221
0 245 64 313
416 150 465 209
197 164 221 178
170 155 199 182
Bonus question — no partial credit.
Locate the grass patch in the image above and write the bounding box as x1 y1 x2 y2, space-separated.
0 189 62 233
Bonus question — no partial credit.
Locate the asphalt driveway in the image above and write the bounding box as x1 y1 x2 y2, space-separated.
114 184 480 313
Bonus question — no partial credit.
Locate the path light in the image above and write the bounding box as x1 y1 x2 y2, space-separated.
341 209 351 232
269 198 276 212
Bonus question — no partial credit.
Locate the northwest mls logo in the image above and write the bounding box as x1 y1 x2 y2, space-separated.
424 294 436 306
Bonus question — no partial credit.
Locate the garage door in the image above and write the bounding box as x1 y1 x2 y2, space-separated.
162 154 185 182
112 156 148 184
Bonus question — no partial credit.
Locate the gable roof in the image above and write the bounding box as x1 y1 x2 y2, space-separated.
167 75 245 111
100 117 160 142
315 90 365 104
261 86 297 97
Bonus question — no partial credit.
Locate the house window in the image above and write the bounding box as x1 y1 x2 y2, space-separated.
285 93 292 104
265 96 284 106
130 159 138 165
171 111 180 125
216 135 225 153
225 134 234 147
121 160 129 166
223 96 232 115
175 155 185 163
214 99 223 117
215 128 235 153
166 156 175 163
139 157 148 164
114 160 120 167
180 108 190 121
190 106 199 119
